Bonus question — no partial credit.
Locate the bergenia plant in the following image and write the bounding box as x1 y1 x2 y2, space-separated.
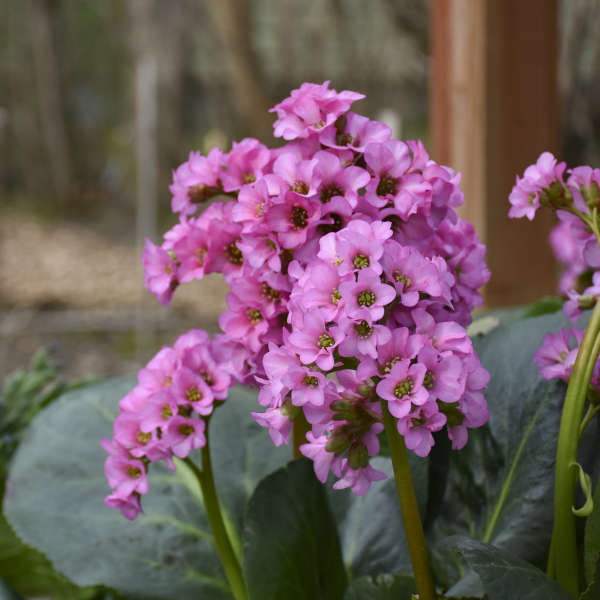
10 83 600 600
102 81 490 600
509 153 600 598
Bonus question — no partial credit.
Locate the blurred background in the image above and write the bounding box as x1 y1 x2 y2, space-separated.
1 0 600 380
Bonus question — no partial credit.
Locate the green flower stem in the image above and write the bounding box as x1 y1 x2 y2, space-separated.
549 300 600 598
579 403 600 439
381 400 436 600
184 438 248 600
293 411 311 459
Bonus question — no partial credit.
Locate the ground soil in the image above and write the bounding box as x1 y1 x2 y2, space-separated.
0 208 230 381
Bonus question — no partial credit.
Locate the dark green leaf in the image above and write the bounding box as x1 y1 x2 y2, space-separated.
0 510 96 600
523 296 565 318
584 479 600 585
430 312 573 569
4 377 288 599
343 573 416 600
328 454 427 578
443 536 571 600
581 560 600 600
243 458 347 600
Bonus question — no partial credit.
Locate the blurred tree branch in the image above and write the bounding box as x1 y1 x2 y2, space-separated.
208 0 273 141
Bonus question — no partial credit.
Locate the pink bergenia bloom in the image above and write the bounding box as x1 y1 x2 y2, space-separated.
318 219 392 275
266 191 321 249
332 462 387 496
319 112 391 152
338 268 396 321
252 407 293 447
272 151 320 196
533 327 585 382
220 138 271 192
397 401 446 457
337 316 392 359
508 151 566 220
105 491 143 521
104 454 149 498
270 81 365 140
382 241 451 307
376 359 429 417
447 353 490 450
142 239 177 305
286 309 343 371
169 147 225 215
313 150 371 211
564 271 600 322
164 416 206 459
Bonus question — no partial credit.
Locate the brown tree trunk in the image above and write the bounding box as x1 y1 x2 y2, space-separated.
27 0 72 205
208 0 273 141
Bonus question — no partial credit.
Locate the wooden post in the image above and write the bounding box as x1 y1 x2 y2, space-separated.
430 0 559 307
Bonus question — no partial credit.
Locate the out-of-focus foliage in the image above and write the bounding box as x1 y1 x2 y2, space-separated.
0 348 88 484
0 349 100 600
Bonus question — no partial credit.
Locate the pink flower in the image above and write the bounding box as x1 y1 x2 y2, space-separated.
164 416 206 458
338 268 396 321
533 327 584 381
142 239 178 305
376 359 429 417
270 81 365 140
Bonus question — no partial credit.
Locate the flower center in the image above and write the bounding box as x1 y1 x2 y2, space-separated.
290 205 309 229
353 253 370 269
178 405 193 417
261 283 281 302
423 370 434 390
196 248 207 266
394 378 413 398
357 289 376 307
303 375 319 387
382 356 400 374
243 172 256 184
127 466 142 478
188 184 207 203
226 241 243 265
354 320 373 338
186 386 202 403
201 371 214 386
320 183 344 204
377 174 398 197
318 333 335 348
179 424 195 436
246 308 263 325
136 431 152 445
161 405 173 419
393 270 411 291
292 181 309 195
331 288 341 305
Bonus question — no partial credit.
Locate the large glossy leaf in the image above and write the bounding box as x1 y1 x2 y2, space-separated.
243 458 347 600
343 573 416 599
0 510 96 600
327 454 427 579
430 311 574 570
442 537 571 600
4 377 288 599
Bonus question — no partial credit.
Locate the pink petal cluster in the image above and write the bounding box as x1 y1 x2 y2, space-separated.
107 82 491 516
102 331 248 519
508 152 600 388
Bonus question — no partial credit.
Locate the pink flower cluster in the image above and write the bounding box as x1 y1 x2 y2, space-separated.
102 330 246 519
106 81 491 515
509 152 600 384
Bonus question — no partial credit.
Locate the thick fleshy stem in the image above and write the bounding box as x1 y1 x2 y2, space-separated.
381 399 436 600
293 411 311 459
548 300 600 598
184 434 248 600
